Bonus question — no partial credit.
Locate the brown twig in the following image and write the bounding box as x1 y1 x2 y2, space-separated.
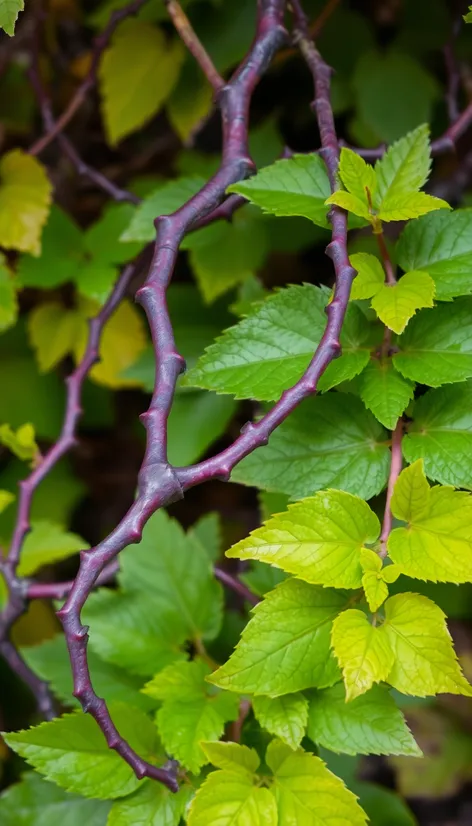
379 420 404 557
165 0 224 93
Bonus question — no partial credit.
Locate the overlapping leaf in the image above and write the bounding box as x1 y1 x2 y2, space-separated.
307 683 420 756
209 578 344 696
226 490 380 589
252 693 308 749
232 394 390 501
403 382 472 488
185 285 377 400
331 609 395 700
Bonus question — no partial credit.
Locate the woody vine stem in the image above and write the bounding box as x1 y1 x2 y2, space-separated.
1 0 472 793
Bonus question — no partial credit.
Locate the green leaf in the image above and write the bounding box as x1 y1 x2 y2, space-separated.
0 150 52 255
252 693 308 749
21 635 156 712
83 203 143 265
189 513 221 564
187 211 269 303
350 253 385 300
371 271 435 334
403 382 472 488
382 592 472 696
240 561 287 598
325 190 371 221
18 521 87 577
83 589 185 677
18 207 84 289
374 124 431 205
307 683 421 757
388 460 472 583
352 781 417 826
99 21 184 144
360 549 389 612
0 422 38 462
0 254 18 332
359 360 414 430
209 578 344 696
108 781 190 826
3 705 158 800
187 769 277 826
226 490 380 589
227 155 331 227
120 176 205 242
464 5 472 22
393 297 472 386
28 303 84 373
353 54 438 144
396 209 472 301
377 192 450 222
75 261 118 306
167 58 213 142
185 285 376 401
0 772 110 826
338 148 377 203
232 394 390 502
143 659 239 773
201 741 260 775
331 609 395 700
167 391 236 467
0 0 24 35
266 739 368 825
119 509 223 642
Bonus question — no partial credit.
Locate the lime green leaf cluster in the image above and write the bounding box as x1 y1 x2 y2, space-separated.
226 490 380 589
99 21 184 144
3 705 158 800
143 659 239 773
388 460 472 583
350 252 435 333
327 126 449 224
360 548 400 612
464 6 472 22
188 739 367 825
209 578 344 695
0 150 52 255
185 284 377 400
108 781 191 826
0 0 24 36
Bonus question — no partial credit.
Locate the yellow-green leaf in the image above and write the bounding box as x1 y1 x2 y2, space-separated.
0 0 24 36
382 593 472 697
331 608 395 700
377 192 450 222
99 21 184 145
360 548 389 612
226 490 380 590
0 423 38 462
338 147 377 203
0 490 15 513
187 769 277 826
388 459 472 583
0 254 18 332
29 303 85 373
0 150 52 255
349 252 384 300
371 270 435 334
74 299 147 388
325 190 371 220
266 739 368 825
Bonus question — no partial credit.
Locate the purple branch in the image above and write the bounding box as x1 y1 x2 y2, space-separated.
55 0 288 793
214 567 259 606
26 562 119 602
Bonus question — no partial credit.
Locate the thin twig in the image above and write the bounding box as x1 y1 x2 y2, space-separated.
29 0 148 157
26 562 119 601
165 0 224 93
0 640 55 720
214 568 259 606
375 228 396 285
379 419 404 557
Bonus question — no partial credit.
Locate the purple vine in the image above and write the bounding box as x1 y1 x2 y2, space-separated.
2 0 472 795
